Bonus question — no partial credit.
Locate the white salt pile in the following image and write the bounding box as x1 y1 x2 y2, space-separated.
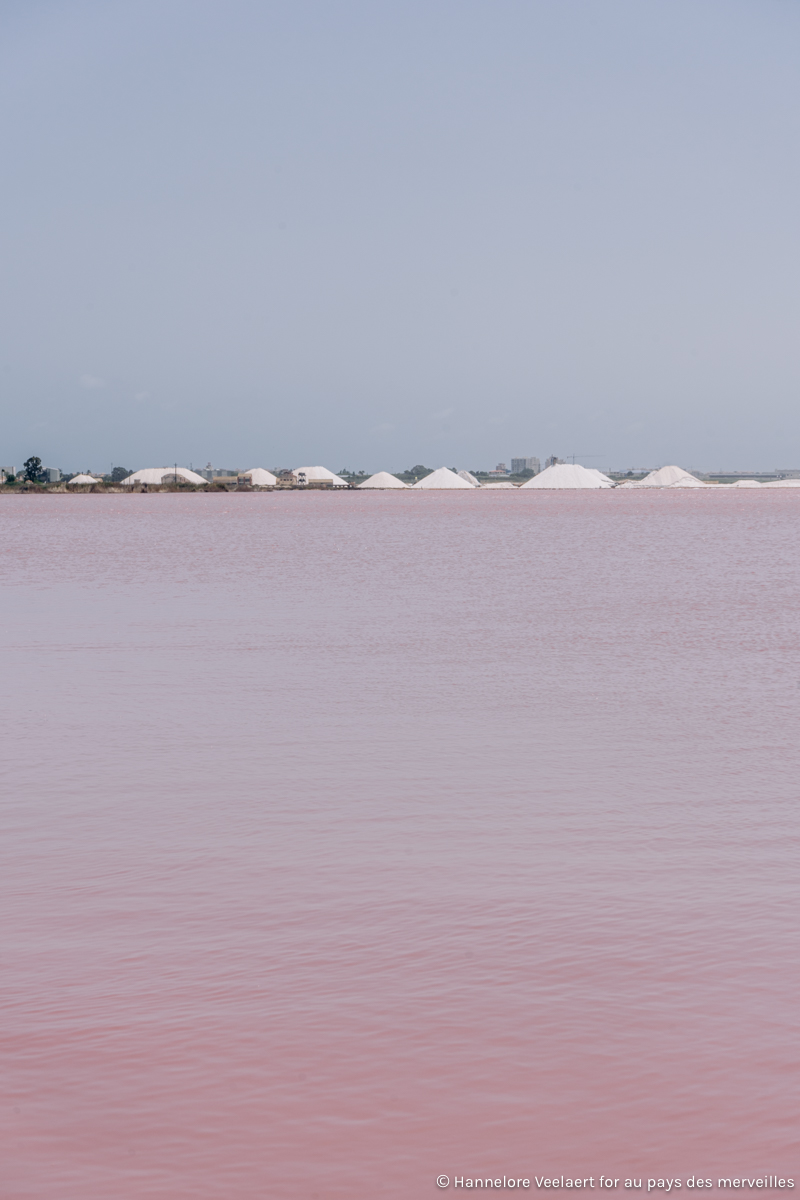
120 467 209 486
636 465 699 487
412 467 475 489
458 470 480 486
520 463 613 489
66 473 101 486
243 468 278 486
357 471 409 489
291 466 349 486
481 482 517 489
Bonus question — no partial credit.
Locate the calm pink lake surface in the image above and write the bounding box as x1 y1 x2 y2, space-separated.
1 491 798 1199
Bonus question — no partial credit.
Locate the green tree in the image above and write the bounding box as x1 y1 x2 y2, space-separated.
400 464 433 482
111 466 131 483
23 456 42 482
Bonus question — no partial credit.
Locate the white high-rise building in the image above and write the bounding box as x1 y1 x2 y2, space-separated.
511 457 540 474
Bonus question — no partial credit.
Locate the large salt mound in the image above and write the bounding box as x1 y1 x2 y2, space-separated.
243 468 278 486
67 473 102 486
458 470 480 486
358 471 408 489
292 466 349 486
637 465 699 487
412 467 475 489
520 463 613 489
120 467 208 486
762 478 800 487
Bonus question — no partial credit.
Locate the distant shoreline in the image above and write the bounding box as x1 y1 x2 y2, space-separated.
2 484 796 496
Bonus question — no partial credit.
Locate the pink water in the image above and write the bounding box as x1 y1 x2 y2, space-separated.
2 491 798 1198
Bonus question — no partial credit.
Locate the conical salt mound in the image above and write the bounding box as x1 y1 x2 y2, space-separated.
244 468 278 486
292 466 348 486
458 470 480 486
412 467 475 489
358 471 408 489
637 465 698 488
520 463 613 489
119 467 208 486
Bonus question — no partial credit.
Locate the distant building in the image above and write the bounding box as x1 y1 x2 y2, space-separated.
511 457 540 474
42 467 61 482
487 463 510 477
196 467 238 482
544 456 563 469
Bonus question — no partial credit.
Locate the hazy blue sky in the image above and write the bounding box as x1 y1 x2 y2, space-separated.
3 0 800 473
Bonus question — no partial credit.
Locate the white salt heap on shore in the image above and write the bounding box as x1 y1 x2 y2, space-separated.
637 465 699 487
292 466 349 486
520 463 613 489
412 467 475 489
243 468 278 486
67 473 101 486
358 471 408 489
120 467 209 486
